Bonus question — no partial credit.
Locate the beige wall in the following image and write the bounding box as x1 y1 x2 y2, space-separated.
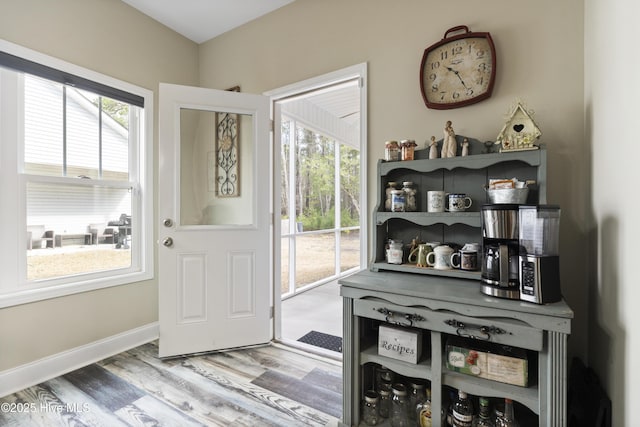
0 0 199 370
586 0 639 424
0 0 603 416
199 0 588 356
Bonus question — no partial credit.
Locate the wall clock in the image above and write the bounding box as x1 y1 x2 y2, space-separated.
420 25 496 110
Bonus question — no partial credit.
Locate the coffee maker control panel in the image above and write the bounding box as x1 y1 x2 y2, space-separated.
520 260 537 297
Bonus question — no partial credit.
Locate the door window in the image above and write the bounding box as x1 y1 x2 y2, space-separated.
179 108 255 227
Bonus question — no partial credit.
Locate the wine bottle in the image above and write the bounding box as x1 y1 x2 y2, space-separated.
495 398 518 427
452 390 473 427
473 397 495 427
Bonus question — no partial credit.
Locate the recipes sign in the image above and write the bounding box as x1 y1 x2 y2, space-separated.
378 325 422 364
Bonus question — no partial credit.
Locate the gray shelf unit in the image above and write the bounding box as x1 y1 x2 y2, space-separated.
339 270 573 427
372 142 547 279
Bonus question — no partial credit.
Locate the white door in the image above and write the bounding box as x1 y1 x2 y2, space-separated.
158 83 271 358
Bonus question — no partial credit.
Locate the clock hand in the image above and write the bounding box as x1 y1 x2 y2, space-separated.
446 66 468 89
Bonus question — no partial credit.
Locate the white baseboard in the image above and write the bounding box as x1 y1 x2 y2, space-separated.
0 322 158 398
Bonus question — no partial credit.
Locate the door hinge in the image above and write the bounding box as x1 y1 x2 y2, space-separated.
270 306 274 319
270 119 275 132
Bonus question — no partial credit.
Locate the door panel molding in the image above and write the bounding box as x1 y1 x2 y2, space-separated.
228 250 256 318
177 253 208 324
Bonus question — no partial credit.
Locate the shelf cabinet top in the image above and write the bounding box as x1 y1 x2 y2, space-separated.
339 270 573 330
378 148 546 176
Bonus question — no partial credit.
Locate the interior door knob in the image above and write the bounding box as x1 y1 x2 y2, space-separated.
162 237 173 247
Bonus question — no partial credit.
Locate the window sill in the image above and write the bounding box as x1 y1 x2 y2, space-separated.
0 271 154 309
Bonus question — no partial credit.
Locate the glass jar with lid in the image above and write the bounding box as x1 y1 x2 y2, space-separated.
401 139 417 161
391 190 406 212
390 383 410 427
385 182 398 211
408 381 427 423
385 140 400 161
362 390 381 426
376 366 395 391
402 181 417 212
378 383 392 419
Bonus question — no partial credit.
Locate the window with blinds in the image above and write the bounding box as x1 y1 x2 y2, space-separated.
0 42 153 306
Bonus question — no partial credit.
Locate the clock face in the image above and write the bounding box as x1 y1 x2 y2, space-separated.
420 33 496 109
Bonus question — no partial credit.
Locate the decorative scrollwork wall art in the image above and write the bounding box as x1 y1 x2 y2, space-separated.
215 86 241 197
215 112 238 196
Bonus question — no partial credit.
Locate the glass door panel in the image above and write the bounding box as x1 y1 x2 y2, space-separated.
295 232 336 290
340 229 360 273
179 108 254 227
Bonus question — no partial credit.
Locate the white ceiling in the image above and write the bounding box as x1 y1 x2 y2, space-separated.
121 0 360 138
122 0 296 44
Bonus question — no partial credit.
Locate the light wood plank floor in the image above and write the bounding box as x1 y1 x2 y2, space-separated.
0 342 342 427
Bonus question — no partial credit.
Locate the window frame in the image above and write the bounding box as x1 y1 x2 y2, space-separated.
0 39 154 308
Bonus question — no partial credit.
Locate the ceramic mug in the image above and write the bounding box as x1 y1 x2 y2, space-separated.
462 242 480 253
451 250 478 271
427 191 446 213
408 243 433 267
446 193 473 212
426 245 454 270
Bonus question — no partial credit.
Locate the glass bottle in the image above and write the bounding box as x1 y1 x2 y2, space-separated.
495 398 518 427
385 182 398 211
452 390 474 427
378 383 392 419
416 387 433 427
390 383 410 427
408 381 427 424
363 390 381 426
473 397 495 427
402 181 417 212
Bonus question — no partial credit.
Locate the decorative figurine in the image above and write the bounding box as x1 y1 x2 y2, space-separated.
441 120 457 158
461 138 469 157
428 136 438 159
483 140 494 154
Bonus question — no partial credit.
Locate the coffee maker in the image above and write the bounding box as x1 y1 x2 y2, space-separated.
518 205 561 304
480 204 521 299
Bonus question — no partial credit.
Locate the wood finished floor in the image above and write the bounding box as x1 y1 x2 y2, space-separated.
0 342 342 427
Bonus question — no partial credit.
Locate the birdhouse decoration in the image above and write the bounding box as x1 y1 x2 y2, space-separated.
495 101 542 152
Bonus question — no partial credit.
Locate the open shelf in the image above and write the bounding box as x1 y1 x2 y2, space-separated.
370 262 482 280
360 345 433 381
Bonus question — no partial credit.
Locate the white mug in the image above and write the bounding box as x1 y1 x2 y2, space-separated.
427 191 446 213
446 193 473 212
426 245 454 270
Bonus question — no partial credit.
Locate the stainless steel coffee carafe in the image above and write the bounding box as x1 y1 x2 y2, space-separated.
480 204 521 299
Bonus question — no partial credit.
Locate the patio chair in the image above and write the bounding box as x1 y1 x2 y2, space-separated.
88 224 115 245
27 225 54 249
